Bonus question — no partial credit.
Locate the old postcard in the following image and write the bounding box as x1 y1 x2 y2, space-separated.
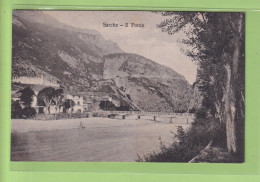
11 10 245 162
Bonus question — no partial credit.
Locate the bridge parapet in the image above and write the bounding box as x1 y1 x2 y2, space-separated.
98 110 194 117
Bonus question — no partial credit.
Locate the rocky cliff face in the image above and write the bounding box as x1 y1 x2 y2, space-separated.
102 53 193 112
12 11 200 112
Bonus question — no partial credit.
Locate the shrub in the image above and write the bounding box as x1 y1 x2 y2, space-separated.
189 107 196 113
137 109 226 162
137 127 205 162
71 112 89 119
11 100 23 119
21 107 36 118
108 114 116 119
33 112 91 120
126 94 132 101
92 112 107 118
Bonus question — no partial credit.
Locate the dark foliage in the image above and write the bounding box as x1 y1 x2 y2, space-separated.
33 112 89 120
92 112 107 118
142 11 245 161
137 108 226 162
126 94 132 101
18 87 35 107
53 89 64 104
12 12 199 114
188 107 196 113
63 99 75 111
37 87 64 116
11 100 23 119
21 107 36 118
115 105 131 111
99 101 116 110
37 87 55 106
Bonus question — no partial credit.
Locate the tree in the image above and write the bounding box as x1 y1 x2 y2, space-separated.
37 87 55 116
37 87 67 120
18 87 35 107
21 107 36 118
16 87 37 119
63 99 75 117
52 89 64 120
11 100 22 118
156 12 245 158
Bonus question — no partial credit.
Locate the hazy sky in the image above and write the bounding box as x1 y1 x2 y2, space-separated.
45 11 197 84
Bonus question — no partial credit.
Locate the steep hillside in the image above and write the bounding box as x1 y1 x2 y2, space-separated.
13 11 123 56
103 53 193 112
12 11 200 112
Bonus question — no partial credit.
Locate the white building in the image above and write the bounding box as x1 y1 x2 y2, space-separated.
12 75 59 87
11 88 85 115
64 94 84 113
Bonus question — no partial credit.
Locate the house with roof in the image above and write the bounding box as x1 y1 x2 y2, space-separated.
11 85 85 115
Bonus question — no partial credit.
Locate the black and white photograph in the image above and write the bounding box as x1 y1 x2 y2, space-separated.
11 10 245 162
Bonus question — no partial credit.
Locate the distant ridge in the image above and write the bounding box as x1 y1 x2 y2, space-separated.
12 11 201 112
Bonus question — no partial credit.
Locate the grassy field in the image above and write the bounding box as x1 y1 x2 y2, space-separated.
11 117 191 162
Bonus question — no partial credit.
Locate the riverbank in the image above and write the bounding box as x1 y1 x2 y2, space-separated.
11 117 191 133
11 118 191 161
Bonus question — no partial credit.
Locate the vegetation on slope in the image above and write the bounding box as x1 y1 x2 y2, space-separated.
137 12 245 162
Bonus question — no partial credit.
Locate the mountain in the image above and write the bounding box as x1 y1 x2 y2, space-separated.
103 53 193 112
12 11 200 112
